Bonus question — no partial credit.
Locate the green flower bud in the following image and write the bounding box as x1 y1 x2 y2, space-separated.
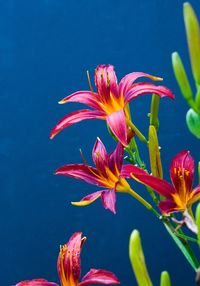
186 108 200 138
171 52 194 106
184 2 200 85
129 230 153 286
160 271 171 286
149 125 163 178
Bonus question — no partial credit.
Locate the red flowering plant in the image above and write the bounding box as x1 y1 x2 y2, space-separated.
49 63 200 285
14 233 119 286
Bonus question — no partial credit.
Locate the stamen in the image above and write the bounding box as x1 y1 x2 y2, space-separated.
79 148 88 166
86 70 94 93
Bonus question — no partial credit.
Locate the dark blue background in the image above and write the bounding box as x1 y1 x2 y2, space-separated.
1 0 200 285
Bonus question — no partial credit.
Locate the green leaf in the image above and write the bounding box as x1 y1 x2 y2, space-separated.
164 223 199 271
160 271 171 286
129 230 153 286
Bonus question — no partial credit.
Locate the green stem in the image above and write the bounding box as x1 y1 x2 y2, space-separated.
130 138 145 168
128 188 160 218
150 94 160 129
165 222 200 271
128 120 148 144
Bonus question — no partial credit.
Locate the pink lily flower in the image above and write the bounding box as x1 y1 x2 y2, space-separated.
14 233 120 286
57 232 120 286
55 138 135 214
14 279 58 286
50 64 174 146
130 150 200 216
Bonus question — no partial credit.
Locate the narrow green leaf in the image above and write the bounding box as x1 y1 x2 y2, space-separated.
164 223 199 271
160 271 171 286
129 230 153 286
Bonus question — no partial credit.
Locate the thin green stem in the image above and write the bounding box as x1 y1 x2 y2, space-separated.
128 120 148 144
150 94 160 130
128 188 160 218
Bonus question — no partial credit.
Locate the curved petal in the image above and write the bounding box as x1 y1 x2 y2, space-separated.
124 82 175 104
50 109 104 139
71 191 102 206
158 200 180 214
55 164 103 187
57 233 84 285
59 91 102 110
119 71 162 98
108 143 124 174
120 164 140 178
106 110 127 146
188 185 200 205
79 269 120 286
101 189 116 214
92 138 109 174
130 166 175 198
14 279 58 286
170 150 194 192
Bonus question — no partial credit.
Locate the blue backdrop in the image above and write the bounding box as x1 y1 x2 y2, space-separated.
1 0 200 285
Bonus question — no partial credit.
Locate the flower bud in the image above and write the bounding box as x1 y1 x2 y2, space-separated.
172 52 193 104
129 230 153 286
184 2 200 85
160 271 171 286
148 125 163 178
186 108 200 138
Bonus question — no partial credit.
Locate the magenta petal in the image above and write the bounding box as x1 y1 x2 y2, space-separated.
106 110 127 146
120 164 140 178
72 191 103 206
55 164 103 186
50 109 104 139
95 65 119 99
101 189 116 214
108 143 124 174
92 138 109 174
119 71 162 97
59 91 101 110
158 200 178 214
130 166 175 198
124 82 175 104
63 232 83 282
170 150 194 192
14 279 58 286
79 269 120 286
